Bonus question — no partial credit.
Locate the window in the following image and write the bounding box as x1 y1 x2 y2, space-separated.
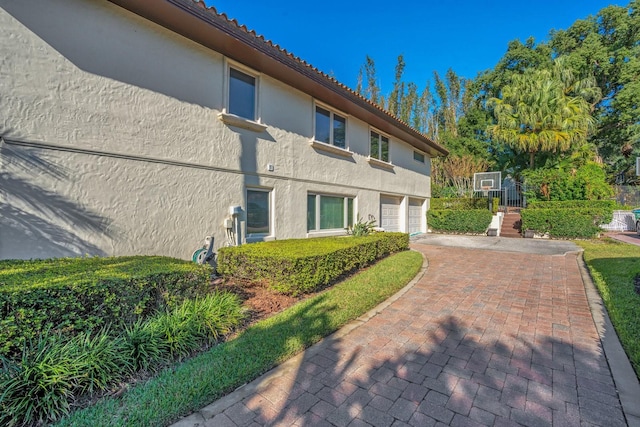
229 67 256 120
307 194 354 231
413 151 425 163
246 189 270 236
370 131 390 163
315 106 346 149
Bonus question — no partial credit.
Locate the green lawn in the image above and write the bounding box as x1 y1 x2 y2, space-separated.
577 238 640 376
55 249 424 427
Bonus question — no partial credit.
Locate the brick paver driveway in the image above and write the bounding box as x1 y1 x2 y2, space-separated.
174 243 627 426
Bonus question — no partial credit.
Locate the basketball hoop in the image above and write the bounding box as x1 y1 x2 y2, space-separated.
482 186 491 197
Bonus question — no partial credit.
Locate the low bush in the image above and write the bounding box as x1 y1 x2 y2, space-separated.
430 197 487 210
0 328 129 427
527 200 616 210
427 209 493 234
217 233 408 295
520 200 615 238
148 293 246 359
55 250 424 427
0 256 212 357
520 208 609 238
0 292 245 426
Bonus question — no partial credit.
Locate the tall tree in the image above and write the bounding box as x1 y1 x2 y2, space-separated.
388 55 406 117
363 55 381 105
549 1 640 176
487 62 596 169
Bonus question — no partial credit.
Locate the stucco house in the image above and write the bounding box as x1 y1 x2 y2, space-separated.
0 0 447 260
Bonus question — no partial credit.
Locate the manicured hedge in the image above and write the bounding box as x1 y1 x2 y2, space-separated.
520 208 611 238
521 200 615 238
217 233 408 295
0 256 212 357
430 197 487 210
527 200 616 210
427 209 493 234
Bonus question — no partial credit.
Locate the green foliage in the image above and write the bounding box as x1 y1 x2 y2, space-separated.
487 60 597 169
550 3 640 176
123 319 165 372
427 209 493 234
491 197 500 214
148 293 246 359
527 200 616 210
430 197 487 210
523 162 614 201
0 256 211 357
347 216 377 236
520 203 613 238
0 292 245 426
55 251 424 427
218 234 408 295
0 329 128 426
578 239 640 375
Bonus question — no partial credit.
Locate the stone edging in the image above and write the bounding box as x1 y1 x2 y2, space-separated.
574 250 640 427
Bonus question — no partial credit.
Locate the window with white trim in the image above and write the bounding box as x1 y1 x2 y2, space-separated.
229 67 257 120
246 189 270 237
413 150 425 163
315 105 346 149
370 130 390 163
307 194 354 231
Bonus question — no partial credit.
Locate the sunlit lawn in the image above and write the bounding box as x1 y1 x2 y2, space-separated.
577 238 640 377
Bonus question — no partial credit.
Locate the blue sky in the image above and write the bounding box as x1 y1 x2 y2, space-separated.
208 1 623 94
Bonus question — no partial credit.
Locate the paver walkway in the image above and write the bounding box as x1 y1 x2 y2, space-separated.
173 244 628 426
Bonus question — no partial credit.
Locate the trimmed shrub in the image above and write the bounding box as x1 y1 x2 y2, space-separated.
427 209 493 234
0 256 212 358
527 200 616 210
521 200 615 238
0 292 245 426
430 197 487 210
217 233 409 295
520 208 609 238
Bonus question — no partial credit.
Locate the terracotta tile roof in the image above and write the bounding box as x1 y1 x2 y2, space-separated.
110 0 448 156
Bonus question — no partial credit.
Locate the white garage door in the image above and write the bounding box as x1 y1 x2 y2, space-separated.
408 199 424 234
380 196 402 232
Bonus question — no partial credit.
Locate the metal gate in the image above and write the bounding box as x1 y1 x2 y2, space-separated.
501 180 526 211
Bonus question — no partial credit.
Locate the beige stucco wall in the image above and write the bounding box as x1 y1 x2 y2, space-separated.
0 0 432 260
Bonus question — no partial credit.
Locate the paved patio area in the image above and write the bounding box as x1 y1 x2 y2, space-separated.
173 240 633 426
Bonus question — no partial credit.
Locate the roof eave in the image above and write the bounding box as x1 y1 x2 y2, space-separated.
107 0 449 157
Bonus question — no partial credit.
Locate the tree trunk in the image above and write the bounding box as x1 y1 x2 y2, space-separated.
529 151 536 169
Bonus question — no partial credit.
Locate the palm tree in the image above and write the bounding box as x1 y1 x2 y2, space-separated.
487 60 598 169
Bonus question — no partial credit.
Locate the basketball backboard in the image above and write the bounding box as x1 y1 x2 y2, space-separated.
473 172 502 192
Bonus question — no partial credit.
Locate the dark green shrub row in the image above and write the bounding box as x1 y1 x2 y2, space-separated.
520 208 612 238
430 197 487 210
427 209 493 234
217 233 408 295
527 200 616 210
55 251 423 427
0 256 211 357
0 293 245 427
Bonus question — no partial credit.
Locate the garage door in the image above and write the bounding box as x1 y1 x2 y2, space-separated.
408 198 424 234
380 196 402 232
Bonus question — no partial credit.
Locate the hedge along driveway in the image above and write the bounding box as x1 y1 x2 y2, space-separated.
55 250 424 427
0 256 211 357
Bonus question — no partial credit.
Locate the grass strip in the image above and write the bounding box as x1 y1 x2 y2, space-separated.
577 239 640 376
55 250 424 427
